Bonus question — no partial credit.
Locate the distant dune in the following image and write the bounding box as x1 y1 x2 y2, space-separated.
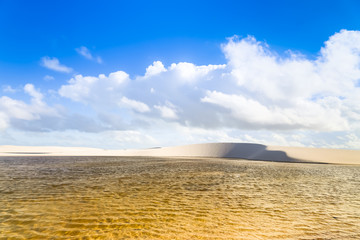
1 143 359 165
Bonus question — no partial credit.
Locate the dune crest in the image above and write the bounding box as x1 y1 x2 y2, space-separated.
1 143 359 165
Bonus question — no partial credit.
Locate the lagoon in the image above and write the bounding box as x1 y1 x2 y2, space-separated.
1 156 359 239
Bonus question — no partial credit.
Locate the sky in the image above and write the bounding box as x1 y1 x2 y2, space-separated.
1 0 360 149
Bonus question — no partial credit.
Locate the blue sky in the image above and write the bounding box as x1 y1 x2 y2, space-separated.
1 0 360 149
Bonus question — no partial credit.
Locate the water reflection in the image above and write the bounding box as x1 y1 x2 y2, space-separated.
1 156 360 239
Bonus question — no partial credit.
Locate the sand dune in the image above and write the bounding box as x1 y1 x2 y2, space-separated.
0 143 359 165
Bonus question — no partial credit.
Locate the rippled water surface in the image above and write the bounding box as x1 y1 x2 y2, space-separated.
1 156 360 239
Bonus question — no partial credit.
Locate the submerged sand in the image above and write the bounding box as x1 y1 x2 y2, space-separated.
1 156 360 239
0 143 359 165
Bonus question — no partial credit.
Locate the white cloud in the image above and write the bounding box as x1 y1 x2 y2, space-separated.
2 85 17 93
76 46 92 59
3 30 360 149
40 57 73 73
59 75 98 102
58 71 129 104
57 30 360 135
222 36 321 102
154 102 178 119
120 97 150 113
24 84 43 103
144 61 167 78
201 90 349 131
0 112 9 130
76 46 103 64
0 96 35 120
0 84 59 131
108 71 128 85
168 62 226 84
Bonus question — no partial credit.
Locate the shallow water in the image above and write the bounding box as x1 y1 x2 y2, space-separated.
0 156 359 239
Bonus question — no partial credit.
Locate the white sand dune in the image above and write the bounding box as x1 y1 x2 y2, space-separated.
0 143 359 165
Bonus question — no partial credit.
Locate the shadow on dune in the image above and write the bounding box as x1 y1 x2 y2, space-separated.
223 143 300 162
177 143 306 163
228 143 303 162
127 143 331 164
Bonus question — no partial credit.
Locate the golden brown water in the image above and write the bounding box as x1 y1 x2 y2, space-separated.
0 156 359 239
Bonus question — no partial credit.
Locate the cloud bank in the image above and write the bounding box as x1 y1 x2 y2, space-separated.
2 30 360 149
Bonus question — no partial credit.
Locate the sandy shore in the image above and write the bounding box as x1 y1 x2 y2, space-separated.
0 143 359 165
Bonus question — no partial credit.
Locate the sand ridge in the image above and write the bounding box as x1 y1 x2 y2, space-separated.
0 143 359 165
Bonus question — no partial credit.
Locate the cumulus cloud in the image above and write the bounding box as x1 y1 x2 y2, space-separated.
168 62 226 84
40 57 73 73
120 97 150 113
24 84 43 103
57 30 360 135
3 30 360 149
76 46 103 63
58 71 129 104
201 90 349 131
154 101 178 119
0 112 9 130
144 61 167 78
0 84 59 131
